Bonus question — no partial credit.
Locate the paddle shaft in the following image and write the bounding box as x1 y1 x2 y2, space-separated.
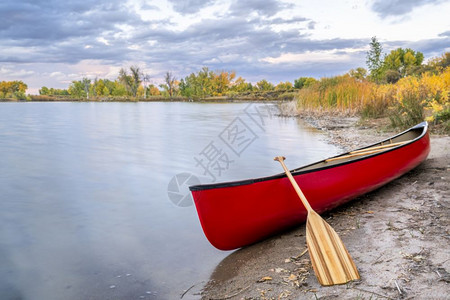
274 156 313 212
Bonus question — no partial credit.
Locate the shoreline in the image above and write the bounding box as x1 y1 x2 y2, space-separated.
0 90 296 103
199 115 450 299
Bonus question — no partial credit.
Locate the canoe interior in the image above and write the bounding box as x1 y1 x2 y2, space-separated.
296 127 423 172
190 122 427 192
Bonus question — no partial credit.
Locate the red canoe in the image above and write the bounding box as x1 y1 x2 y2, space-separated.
190 122 430 250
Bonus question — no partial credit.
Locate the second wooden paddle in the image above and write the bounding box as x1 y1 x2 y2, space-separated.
274 156 360 286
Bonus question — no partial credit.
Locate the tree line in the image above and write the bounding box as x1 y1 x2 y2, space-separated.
36 66 317 100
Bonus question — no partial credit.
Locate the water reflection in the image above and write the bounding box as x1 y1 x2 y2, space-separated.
0 102 340 299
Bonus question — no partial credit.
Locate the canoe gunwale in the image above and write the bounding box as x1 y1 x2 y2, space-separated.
189 122 428 192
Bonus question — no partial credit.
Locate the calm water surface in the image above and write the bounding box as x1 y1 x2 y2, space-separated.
0 102 341 299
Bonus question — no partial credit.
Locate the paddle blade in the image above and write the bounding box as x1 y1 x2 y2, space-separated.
306 210 360 286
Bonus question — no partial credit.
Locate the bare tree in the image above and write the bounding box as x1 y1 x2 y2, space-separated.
142 73 151 98
119 66 143 97
165 71 176 98
82 77 91 100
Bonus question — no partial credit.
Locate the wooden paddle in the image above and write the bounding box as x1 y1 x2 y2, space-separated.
274 156 360 286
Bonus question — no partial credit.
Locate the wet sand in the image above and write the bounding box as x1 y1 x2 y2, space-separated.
200 116 450 299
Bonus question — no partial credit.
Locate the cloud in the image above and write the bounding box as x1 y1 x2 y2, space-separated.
228 0 291 17
167 0 216 14
1 0 449 93
439 30 450 37
266 16 310 25
0 0 146 65
0 0 368 90
0 0 142 42
261 49 357 64
406 36 450 57
0 66 35 78
0 0 351 74
371 0 446 18
307 21 316 30
141 3 160 11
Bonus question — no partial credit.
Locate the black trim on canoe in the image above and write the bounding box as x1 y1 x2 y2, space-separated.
189 122 428 192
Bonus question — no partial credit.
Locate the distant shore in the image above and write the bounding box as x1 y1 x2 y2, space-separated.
0 90 296 103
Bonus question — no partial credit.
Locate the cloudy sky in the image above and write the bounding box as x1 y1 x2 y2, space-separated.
1 0 449 94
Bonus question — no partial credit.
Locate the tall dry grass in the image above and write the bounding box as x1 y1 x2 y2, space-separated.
296 75 374 115
295 67 450 131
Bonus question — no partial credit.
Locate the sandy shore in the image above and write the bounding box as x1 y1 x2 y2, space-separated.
200 116 450 299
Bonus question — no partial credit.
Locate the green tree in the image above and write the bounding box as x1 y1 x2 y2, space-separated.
366 36 384 82
103 79 117 96
39 86 50 95
348 68 367 81
93 79 106 96
45 88 69 96
68 80 87 98
231 77 253 93
197 67 214 97
179 78 192 98
179 67 214 98
111 80 127 96
294 77 317 89
102 86 110 96
275 81 293 90
256 79 274 91
384 48 424 77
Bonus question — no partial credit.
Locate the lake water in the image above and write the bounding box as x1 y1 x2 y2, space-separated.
0 102 341 299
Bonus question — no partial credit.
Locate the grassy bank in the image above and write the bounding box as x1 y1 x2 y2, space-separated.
293 67 450 133
26 90 296 102
28 95 188 102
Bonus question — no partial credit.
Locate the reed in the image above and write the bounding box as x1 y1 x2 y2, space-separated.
297 75 378 115
295 67 450 131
